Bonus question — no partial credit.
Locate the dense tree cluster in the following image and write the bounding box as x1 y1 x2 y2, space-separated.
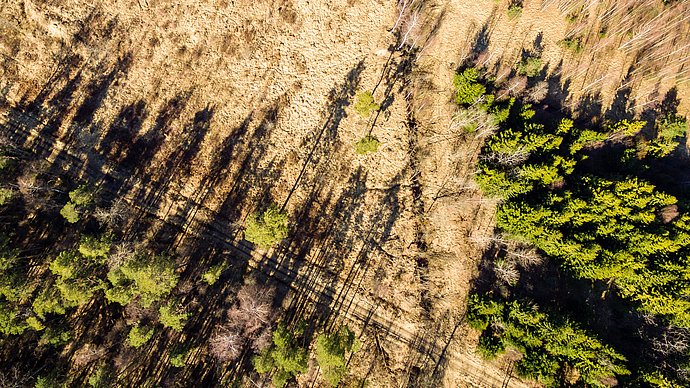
461 66 690 386
468 295 628 387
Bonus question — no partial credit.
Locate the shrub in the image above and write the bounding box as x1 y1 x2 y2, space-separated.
128 324 154 348
507 4 522 19
559 37 583 53
202 263 227 285
87 366 109 388
35 375 59 388
353 91 380 117
516 57 543 77
244 206 289 249
453 68 486 105
158 303 190 332
169 347 190 367
354 135 381 155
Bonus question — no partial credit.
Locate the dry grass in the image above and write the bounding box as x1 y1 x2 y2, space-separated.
1 0 685 387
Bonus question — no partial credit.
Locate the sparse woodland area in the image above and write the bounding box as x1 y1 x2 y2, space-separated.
0 0 689 387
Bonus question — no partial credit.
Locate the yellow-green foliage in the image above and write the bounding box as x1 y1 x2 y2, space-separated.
47 245 108 310
468 296 629 387
354 135 380 155
647 114 688 157
128 324 154 348
453 68 486 105
253 323 308 388
169 347 191 367
26 316 44 331
315 326 360 387
169 345 195 368
507 4 522 19
87 367 109 388
471 70 690 326
106 252 179 307
60 185 94 223
0 302 28 335
34 375 59 388
68 185 93 206
559 36 583 53
78 234 111 261
39 327 71 346
468 70 690 384
353 91 380 117
60 202 80 223
158 303 190 332
0 188 13 206
32 287 66 319
245 206 289 249
202 262 227 285
516 57 543 77
608 119 646 138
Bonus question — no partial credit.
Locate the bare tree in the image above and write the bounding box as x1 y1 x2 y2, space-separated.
227 283 275 336
251 327 273 352
398 9 422 49
651 326 690 356
480 150 530 167
108 242 134 269
73 344 108 367
0 367 29 388
113 347 136 369
429 104 498 144
209 328 243 362
526 81 549 103
12 160 60 210
659 204 680 224
506 247 543 267
498 76 528 99
493 259 520 285
95 198 132 228
208 282 275 361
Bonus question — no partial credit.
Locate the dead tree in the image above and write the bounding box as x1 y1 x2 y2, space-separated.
227 283 275 336
95 198 132 228
493 259 520 285
209 282 276 361
209 328 243 362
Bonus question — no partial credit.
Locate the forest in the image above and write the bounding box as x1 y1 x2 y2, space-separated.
1 0 690 387
460 61 690 386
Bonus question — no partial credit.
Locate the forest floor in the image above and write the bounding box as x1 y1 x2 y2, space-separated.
0 0 687 386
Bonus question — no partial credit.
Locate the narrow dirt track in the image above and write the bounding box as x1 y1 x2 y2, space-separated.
1 103 531 388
